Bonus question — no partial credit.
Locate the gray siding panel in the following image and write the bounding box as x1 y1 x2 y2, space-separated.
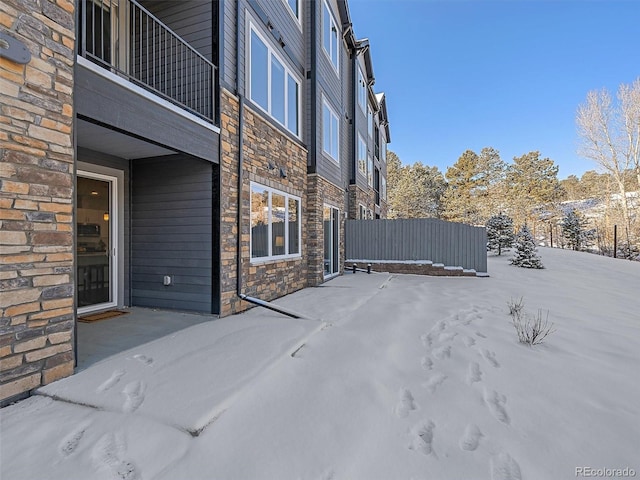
345 219 488 273
131 155 214 312
142 0 214 61
76 65 219 163
314 0 348 188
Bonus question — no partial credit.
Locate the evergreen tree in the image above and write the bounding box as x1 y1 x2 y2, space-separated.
387 151 446 219
486 213 515 255
561 209 594 251
511 225 545 269
505 151 563 228
476 147 507 219
442 150 480 224
442 148 506 225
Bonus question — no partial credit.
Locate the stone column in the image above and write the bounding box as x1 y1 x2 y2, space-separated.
0 0 75 404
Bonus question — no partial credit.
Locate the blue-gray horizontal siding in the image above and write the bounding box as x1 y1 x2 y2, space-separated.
142 0 214 62
131 155 213 312
345 218 488 273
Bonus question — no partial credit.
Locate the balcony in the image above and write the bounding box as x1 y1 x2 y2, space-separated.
79 0 216 123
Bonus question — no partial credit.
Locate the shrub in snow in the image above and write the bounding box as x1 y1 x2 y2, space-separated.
510 309 555 346
510 225 544 269
507 297 525 317
486 214 515 256
561 209 595 251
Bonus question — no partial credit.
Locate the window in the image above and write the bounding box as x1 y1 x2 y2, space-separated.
323 98 339 162
367 155 373 187
249 25 300 136
359 204 366 219
374 124 380 159
367 105 373 138
358 134 367 176
284 0 300 20
322 1 339 74
250 183 301 260
357 67 367 112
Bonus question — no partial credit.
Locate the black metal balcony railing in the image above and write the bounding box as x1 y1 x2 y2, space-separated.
79 0 216 122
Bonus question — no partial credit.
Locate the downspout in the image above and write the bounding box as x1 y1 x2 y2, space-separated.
350 47 357 184
308 0 317 173
233 0 307 320
235 0 244 297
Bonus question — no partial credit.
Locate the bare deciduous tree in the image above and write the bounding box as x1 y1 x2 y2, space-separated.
577 78 640 253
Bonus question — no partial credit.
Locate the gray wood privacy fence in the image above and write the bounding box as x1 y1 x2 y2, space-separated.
345 218 488 273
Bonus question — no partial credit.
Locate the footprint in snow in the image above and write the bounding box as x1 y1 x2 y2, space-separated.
97 369 125 393
438 331 457 343
122 381 146 413
133 354 154 366
409 420 436 456
421 356 434 371
480 349 500 368
420 332 434 348
490 452 522 480
424 373 447 394
467 362 483 384
92 432 141 480
461 335 476 347
476 331 487 339
433 320 447 331
59 421 92 457
483 388 510 425
432 345 451 360
395 389 417 418
459 424 483 451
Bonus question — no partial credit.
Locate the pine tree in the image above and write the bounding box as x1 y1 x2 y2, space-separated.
486 214 515 255
387 151 446 219
511 225 544 268
505 151 563 228
561 209 594 251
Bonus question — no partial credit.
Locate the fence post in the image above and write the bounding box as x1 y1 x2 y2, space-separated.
613 224 617 258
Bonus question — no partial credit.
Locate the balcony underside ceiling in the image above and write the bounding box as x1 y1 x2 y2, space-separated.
77 118 177 160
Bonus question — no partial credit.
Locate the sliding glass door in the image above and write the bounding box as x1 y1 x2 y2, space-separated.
77 172 118 312
323 205 340 277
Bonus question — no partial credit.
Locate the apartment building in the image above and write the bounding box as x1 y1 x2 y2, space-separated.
0 0 390 404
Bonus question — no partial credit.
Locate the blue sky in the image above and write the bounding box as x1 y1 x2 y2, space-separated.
348 0 639 179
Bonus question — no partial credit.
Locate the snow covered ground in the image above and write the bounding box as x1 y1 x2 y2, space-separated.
1 247 639 480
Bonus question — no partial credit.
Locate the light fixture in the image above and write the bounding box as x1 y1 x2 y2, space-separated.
103 212 109 221
91 191 99 196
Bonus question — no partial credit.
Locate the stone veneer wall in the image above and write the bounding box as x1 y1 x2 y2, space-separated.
0 0 75 404
219 89 308 316
307 174 346 286
347 184 374 219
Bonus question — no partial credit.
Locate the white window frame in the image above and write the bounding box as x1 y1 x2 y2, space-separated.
282 0 302 24
322 96 340 163
358 67 367 113
367 104 373 138
359 203 366 220
357 134 367 177
247 22 301 137
322 0 340 76
250 182 302 262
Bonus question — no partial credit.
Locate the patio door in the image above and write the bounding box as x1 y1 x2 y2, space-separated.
77 172 118 313
323 205 340 277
